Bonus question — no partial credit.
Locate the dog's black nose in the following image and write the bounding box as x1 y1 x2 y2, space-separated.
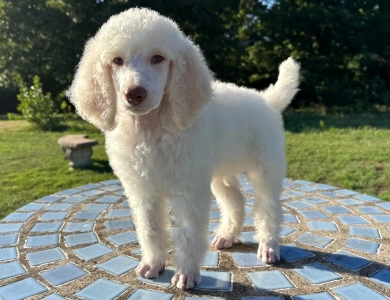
125 86 147 105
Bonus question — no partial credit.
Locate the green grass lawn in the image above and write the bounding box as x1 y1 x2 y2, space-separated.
0 111 389 219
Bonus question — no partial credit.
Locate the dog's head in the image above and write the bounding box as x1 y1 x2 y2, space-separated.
67 8 213 131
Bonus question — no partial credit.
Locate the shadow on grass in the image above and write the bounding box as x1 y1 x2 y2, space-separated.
83 159 112 174
283 109 390 133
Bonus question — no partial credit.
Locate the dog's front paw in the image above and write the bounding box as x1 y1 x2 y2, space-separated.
211 235 234 249
257 240 280 263
136 261 165 278
171 270 201 289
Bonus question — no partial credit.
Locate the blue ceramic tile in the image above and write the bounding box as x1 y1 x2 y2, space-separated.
292 262 341 284
357 206 384 214
30 222 63 232
74 243 114 261
298 210 328 219
349 226 380 238
26 234 59 247
18 203 47 211
280 225 296 236
337 199 363 206
376 202 390 210
0 277 47 300
243 186 254 194
345 238 379 254
0 234 18 246
26 248 66 266
100 179 121 185
355 194 381 203
307 221 338 231
0 261 26 280
76 278 129 300
40 263 88 286
293 180 313 185
319 191 339 198
42 294 67 300
119 200 130 207
293 292 335 300
132 248 142 255
187 298 226 300
280 244 314 261
79 189 106 197
371 214 390 223
104 219 134 230
231 252 267 267
245 206 253 214
96 195 122 203
0 247 17 261
247 270 294 290
106 209 131 218
280 194 290 200
45 203 74 211
56 188 83 195
333 282 387 300
128 289 174 300
314 184 336 190
2 212 34 221
296 232 333 248
97 255 139 275
326 250 371 271
63 221 95 232
246 197 255 205
208 234 215 245
283 214 299 223
209 222 219 231
337 215 369 225
244 217 254 226
369 269 390 288
37 195 64 202
64 232 98 247
295 185 318 192
62 195 88 203
138 268 175 287
78 183 102 190
39 212 68 220
106 231 138 246
303 197 328 205
195 271 232 290
202 251 219 267
285 201 314 210
72 211 101 220
283 190 305 197
336 189 358 196
323 206 352 214
83 203 111 211
240 232 256 244
0 222 23 233
210 211 221 219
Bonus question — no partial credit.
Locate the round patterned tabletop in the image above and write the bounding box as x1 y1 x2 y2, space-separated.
1 176 390 300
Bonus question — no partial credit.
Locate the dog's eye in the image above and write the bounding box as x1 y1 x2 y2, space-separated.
151 55 164 64
113 57 124 65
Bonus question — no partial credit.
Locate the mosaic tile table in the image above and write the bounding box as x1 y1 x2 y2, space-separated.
1 176 390 300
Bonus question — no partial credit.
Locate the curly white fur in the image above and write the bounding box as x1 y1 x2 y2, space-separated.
67 8 300 290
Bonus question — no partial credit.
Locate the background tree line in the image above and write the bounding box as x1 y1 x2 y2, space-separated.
1 0 389 114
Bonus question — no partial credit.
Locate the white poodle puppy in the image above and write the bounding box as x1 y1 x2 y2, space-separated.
67 8 299 290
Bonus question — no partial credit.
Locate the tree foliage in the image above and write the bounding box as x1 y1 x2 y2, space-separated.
0 0 389 112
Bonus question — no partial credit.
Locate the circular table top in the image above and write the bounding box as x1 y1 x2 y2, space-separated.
0 176 390 300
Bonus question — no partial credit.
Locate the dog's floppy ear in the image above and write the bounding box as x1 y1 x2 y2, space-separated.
166 41 213 130
67 38 117 132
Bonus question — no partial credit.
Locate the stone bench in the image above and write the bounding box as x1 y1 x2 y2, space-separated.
58 134 98 169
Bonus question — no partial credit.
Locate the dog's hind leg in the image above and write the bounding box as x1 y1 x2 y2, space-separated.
211 176 245 249
247 166 283 263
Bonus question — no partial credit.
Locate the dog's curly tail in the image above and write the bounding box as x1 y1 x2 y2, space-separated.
260 57 300 112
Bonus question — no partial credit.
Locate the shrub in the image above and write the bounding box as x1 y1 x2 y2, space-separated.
16 76 59 130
